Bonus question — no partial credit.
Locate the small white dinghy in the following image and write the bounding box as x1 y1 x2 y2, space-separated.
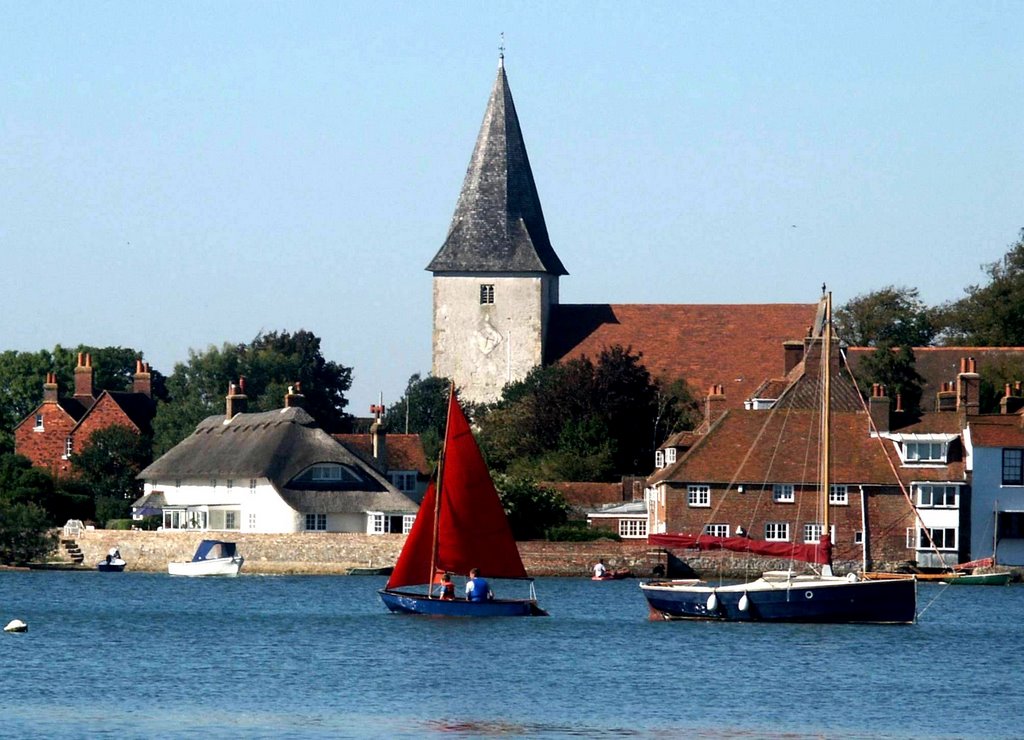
4 619 28 633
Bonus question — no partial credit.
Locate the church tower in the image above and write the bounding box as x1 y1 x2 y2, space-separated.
427 56 567 404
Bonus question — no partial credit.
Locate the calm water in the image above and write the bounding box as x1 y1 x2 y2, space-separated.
1 572 1021 739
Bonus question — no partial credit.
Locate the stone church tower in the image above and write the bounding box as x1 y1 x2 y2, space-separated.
427 56 567 404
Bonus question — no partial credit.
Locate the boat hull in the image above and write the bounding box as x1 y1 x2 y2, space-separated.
96 561 126 573
378 589 548 617
948 572 1012 586
640 575 916 624
168 556 243 577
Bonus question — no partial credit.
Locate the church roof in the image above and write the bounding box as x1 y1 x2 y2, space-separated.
545 303 818 409
426 58 567 276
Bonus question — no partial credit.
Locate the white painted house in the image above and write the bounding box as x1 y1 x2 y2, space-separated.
135 385 418 534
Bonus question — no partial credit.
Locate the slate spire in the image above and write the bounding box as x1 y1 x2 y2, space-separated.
427 57 567 276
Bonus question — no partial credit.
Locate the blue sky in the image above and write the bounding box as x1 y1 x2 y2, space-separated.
2 3 1022 414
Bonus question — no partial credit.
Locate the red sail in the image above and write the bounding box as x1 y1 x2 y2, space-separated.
386 392 527 589
649 533 832 566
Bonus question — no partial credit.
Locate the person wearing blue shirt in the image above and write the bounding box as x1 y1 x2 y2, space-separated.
465 568 493 602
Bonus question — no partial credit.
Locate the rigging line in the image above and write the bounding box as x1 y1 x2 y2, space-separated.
839 347 955 570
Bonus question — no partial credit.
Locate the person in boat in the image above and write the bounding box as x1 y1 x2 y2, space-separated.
436 572 455 600
106 547 121 564
593 560 608 579
465 568 493 602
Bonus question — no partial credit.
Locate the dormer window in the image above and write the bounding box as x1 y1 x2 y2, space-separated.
665 448 677 464
893 434 955 465
290 463 367 488
480 284 495 304
655 450 664 468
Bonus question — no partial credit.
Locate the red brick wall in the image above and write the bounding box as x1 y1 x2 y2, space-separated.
663 483 915 569
13 403 76 477
72 396 139 456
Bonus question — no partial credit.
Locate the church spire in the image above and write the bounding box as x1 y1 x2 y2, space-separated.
426 57 567 276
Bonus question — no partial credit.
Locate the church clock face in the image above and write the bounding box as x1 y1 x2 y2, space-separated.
475 318 504 355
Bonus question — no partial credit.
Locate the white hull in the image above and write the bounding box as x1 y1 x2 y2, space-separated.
168 556 243 577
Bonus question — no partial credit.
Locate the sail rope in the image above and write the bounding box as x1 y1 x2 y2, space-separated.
839 346 956 572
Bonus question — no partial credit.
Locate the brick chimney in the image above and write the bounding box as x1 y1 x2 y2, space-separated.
132 360 152 397
225 377 248 420
957 356 980 420
935 381 957 412
783 340 804 375
868 383 890 433
284 381 305 408
74 353 94 401
704 384 727 427
43 372 59 403
1001 382 1024 415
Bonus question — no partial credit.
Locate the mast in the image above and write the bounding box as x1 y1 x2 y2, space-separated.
821 290 834 575
427 384 456 593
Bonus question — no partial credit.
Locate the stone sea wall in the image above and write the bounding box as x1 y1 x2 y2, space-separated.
65 530 668 577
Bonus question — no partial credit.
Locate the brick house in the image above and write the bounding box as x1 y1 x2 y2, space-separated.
14 354 155 478
334 415 431 504
647 314 972 571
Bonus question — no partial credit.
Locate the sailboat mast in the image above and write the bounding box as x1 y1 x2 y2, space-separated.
427 384 456 592
822 290 833 570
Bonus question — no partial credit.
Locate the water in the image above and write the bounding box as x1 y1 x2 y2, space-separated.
1 572 1021 739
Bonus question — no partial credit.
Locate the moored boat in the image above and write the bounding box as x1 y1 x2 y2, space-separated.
640 290 917 624
169 540 243 577
97 547 126 572
379 386 547 617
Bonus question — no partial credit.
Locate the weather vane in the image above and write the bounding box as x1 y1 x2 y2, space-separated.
499 32 505 61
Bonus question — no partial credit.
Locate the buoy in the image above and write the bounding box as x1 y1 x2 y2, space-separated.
738 593 750 612
706 592 718 611
4 619 27 633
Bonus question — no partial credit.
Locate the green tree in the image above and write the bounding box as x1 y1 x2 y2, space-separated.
854 344 926 419
835 286 937 347
936 230 1024 345
69 426 151 526
152 330 353 455
976 356 1024 414
493 475 570 540
386 374 452 461
0 500 56 565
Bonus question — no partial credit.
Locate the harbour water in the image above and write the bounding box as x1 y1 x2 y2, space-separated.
2 571 1022 738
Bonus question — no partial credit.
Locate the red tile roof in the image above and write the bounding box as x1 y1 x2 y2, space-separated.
968 415 1024 448
546 303 817 409
332 433 431 474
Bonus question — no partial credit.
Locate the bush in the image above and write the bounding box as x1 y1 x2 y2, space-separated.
105 519 134 530
547 524 621 542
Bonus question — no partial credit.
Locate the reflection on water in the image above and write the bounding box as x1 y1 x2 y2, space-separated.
1 572 1022 738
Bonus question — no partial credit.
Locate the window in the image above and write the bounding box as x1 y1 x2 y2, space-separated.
1003 449 1024 485
388 471 417 493
305 513 327 531
371 513 385 534
765 522 790 541
402 514 416 534
480 284 495 304
687 485 710 508
919 527 957 550
248 513 257 530
619 518 648 538
704 523 729 537
225 512 238 530
210 479 217 489
249 479 257 493
904 441 946 463
64 437 73 458
854 530 864 545
829 485 849 505
34 414 43 431
655 450 664 468
998 512 1024 539
665 448 677 464
803 523 835 544
916 485 959 508
226 479 234 490
175 479 181 488
773 484 794 503
293 464 362 486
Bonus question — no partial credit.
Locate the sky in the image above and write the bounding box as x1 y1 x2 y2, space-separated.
2 3 1022 415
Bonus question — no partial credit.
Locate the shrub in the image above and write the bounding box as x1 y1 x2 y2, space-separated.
105 519 134 530
547 524 621 542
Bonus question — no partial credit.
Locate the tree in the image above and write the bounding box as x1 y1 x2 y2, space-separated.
936 229 1024 345
152 329 353 455
835 286 936 347
493 475 569 540
0 500 56 565
386 374 452 461
69 426 151 525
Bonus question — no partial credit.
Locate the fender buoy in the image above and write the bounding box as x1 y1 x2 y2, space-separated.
738 593 750 612
706 592 718 611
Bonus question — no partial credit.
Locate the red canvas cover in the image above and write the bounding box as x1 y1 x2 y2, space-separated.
386 392 527 589
649 532 832 566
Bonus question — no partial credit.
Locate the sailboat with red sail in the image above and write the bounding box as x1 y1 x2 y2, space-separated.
379 386 547 617
640 290 917 623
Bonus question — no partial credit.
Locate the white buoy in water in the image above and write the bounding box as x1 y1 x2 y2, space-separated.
738 593 750 612
706 592 718 612
4 619 27 633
